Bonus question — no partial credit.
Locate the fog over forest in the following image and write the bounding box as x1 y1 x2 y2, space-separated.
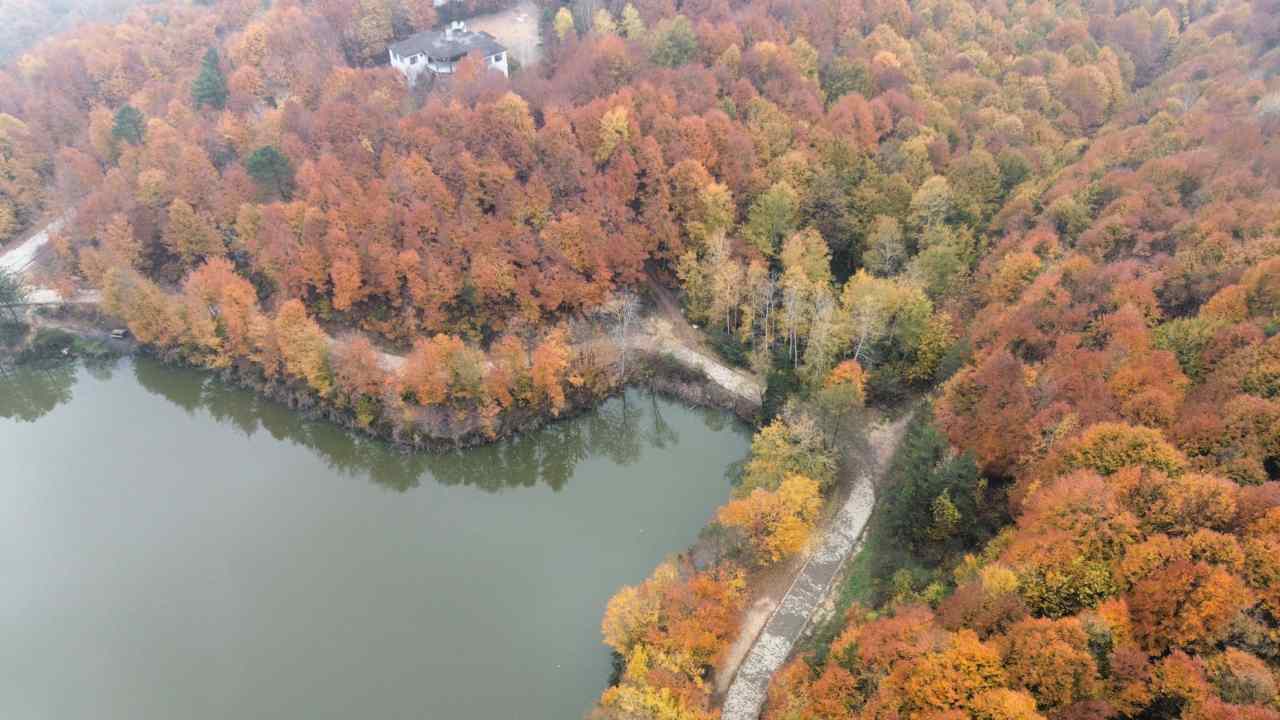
1 0 140 62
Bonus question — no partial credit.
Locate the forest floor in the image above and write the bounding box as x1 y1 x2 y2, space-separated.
646 273 713 352
718 411 911 719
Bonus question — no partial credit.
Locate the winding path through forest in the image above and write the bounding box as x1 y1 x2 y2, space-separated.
720 413 910 720
363 315 764 406
630 316 764 404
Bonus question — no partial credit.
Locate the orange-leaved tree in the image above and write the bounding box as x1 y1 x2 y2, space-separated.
718 472 822 564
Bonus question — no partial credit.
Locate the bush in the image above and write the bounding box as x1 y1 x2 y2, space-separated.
0 319 28 349
879 407 1006 566
762 363 800 424
12 327 114 363
705 326 748 369
18 327 75 361
934 336 971 383
865 363 910 406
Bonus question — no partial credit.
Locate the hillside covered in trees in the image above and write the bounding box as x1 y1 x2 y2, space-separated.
2 0 1280 716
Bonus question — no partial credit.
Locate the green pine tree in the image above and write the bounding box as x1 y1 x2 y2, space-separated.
245 146 295 200
192 48 228 110
111 105 146 146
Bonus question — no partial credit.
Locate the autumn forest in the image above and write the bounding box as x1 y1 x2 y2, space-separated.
2 0 1280 715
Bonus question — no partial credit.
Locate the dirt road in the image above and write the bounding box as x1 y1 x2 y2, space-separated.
0 215 96 305
0 216 62 276
720 413 911 720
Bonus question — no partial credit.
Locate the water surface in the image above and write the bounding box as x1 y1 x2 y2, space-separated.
0 357 749 719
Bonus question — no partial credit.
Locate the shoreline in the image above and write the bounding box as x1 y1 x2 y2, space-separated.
3 305 761 453
2 302 775 715
4 302 904 720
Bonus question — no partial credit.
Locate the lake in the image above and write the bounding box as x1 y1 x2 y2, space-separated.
0 357 750 719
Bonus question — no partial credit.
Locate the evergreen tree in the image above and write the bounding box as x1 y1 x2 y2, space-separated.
0 268 28 322
191 48 228 110
880 407 993 562
245 146 295 200
111 105 145 146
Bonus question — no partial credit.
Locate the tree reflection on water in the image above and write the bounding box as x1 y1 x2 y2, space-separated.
0 360 80 423
121 357 737 493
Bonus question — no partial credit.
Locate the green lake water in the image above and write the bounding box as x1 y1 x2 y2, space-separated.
0 357 749 719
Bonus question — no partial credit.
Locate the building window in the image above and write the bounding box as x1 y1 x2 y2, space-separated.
410 54 419 65
492 53 504 63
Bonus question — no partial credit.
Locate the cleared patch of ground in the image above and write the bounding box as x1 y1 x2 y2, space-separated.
465 1 542 67
635 317 764 404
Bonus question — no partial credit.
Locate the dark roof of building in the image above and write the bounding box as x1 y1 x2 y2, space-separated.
389 27 506 60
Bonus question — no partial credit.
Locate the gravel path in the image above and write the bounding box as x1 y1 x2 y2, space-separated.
0 216 62 275
346 316 762 407
721 415 909 720
0 215 102 305
633 317 764 406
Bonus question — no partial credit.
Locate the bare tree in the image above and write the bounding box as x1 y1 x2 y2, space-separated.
571 0 603 36
803 292 838 380
753 269 779 348
846 297 886 368
782 285 802 367
613 288 640 377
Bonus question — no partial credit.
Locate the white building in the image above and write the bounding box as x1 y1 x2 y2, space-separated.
389 22 509 86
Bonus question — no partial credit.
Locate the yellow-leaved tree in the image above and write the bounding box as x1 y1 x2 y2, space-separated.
274 299 332 395
719 473 822 563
